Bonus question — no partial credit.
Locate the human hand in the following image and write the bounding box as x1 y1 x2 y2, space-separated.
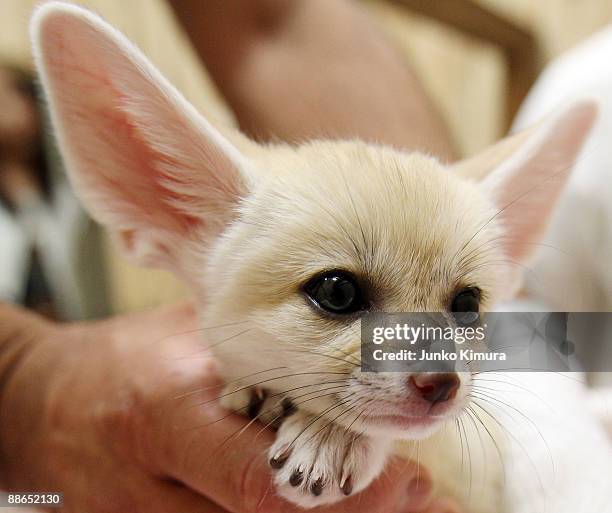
0 302 460 512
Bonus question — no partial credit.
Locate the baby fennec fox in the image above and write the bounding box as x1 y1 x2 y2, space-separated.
32 3 612 511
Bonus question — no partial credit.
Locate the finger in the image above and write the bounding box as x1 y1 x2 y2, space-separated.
147 480 230 513
392 461 434 512
307 458 433 513
158 385 278 513
142 324 276 513
115 300 200 342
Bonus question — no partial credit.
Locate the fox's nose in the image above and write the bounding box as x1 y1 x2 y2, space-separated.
410 373 460 404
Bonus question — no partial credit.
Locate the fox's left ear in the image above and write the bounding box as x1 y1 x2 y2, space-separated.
457 101 597 264
31 2 253 271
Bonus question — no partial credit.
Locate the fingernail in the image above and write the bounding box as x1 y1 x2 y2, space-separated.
397 475 433 512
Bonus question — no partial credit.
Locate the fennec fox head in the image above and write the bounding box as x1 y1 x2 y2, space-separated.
32 0 595 493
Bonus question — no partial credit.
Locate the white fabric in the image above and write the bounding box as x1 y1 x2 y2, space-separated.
0 204 30 302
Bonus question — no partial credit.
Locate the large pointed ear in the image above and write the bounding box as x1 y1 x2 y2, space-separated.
458 101 597 264
31 2 252 270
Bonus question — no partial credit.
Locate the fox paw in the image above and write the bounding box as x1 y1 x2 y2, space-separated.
268 410 391 507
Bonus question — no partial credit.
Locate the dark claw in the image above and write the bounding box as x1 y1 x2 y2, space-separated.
269 445 291 469
281 398 297 417
289 467 304 487
310 477 324 496
341 475 353 496
269 454 289 469
247 388 267 419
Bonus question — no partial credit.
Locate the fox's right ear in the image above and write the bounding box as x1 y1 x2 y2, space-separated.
457 101 596 264
31 2 253 271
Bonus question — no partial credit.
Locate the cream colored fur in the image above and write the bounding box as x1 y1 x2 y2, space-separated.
31 2 612 511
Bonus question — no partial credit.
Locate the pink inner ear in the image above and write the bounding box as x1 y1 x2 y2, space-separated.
41 21 200 237
486 101 597 263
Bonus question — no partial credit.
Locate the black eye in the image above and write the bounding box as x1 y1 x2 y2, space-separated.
304 271 365 315
451 287 480 324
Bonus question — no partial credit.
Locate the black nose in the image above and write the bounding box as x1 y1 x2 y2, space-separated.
410 373 460 404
